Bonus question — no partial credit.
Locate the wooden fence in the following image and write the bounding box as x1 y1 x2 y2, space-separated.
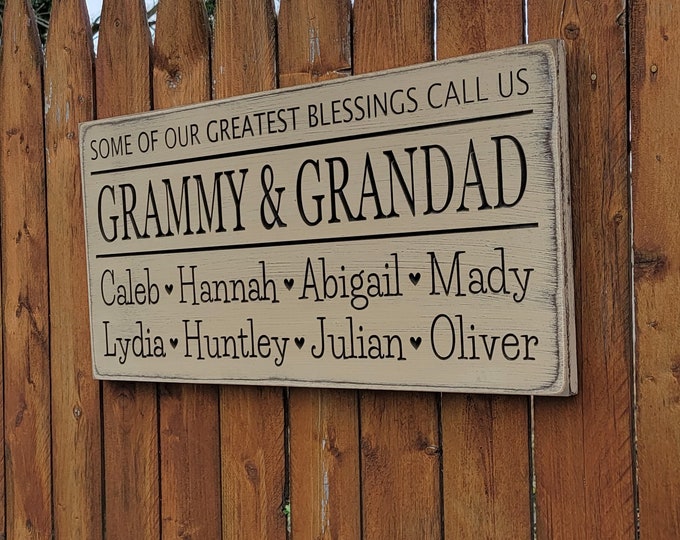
0 0 676 537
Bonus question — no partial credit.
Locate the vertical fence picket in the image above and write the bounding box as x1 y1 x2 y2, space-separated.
152 1 222 537
44 0 102 537
352 1 441 537
96 0 161 537
278 0 351 86
528 1 635 537
436 2 532 538
0 0 52 537
631 1 680 536
212 4 286 538
277 0 361 538
0 30 4 533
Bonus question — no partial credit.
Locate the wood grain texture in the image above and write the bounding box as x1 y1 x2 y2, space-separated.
0 0 52 537
437 0 524 56
0 192 3 537
437 2 531 538
220 387 285 539
97 0 152 116
529 1 635 538
353 0 432 73
278 1 360 538
153 1 222 537
353 2 440 535
288 388 360 539
44 0 102 538
212 2 286 538
278 0 351 86
631 1 680 536
0 28 4 533
95 0 160 537
212 0 276 98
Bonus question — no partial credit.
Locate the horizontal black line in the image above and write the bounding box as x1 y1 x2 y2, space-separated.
90 109 534 176
95 222 539 259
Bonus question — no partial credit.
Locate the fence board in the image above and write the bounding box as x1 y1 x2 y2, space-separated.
0 209 3 537
277 1 361 538
0 33 4 536
631 1 680 536
153 1 222 537
352 2 440 532
0 0 52 538
354 6 438 537
212 2 287 538
95 0 161 537
528 1 635 538
287 389 360 539
278 0 351 86
44 0 102 538
436 2 531 538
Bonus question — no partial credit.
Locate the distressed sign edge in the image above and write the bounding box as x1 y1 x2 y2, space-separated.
80 40 577 396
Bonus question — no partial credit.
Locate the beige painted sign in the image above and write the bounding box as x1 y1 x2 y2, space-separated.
80 40 576 395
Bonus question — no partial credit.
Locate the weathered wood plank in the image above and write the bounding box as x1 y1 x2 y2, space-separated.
213 0 277 97
0 29 4 533
220 387 286 539
528 1 635 537
95 0 160 537
436 2 531 538
44 0 102 537
288 388 360 539
278 0 351 86
212 2 286 538
437 0 524 55
631 1 680 536
0 0 52 537
153 1 222 537
353 0 432 72
278 1 360 538
353 2 440 534
353 2 440 532
0 215 3 536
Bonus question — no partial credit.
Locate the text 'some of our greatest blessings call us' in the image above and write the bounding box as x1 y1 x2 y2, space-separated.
79 40 576 396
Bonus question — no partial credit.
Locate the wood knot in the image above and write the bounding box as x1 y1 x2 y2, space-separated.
244 460 259 482
634 250 667 280
564 23 580 40
167 70 182 89
15 401 27 428
360 437 378 462
325 437 341 458
671 360 680 383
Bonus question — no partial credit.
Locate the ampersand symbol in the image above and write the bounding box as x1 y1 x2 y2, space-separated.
260 164 287 229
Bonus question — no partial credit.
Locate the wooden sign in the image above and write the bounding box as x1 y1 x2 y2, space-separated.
80 40 576 395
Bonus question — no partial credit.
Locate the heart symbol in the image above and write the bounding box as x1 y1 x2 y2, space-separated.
170 338 179 349
294 337 305 349
410 336 422 350
165 284 174 294
409 272 421 286
284 278 294 291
